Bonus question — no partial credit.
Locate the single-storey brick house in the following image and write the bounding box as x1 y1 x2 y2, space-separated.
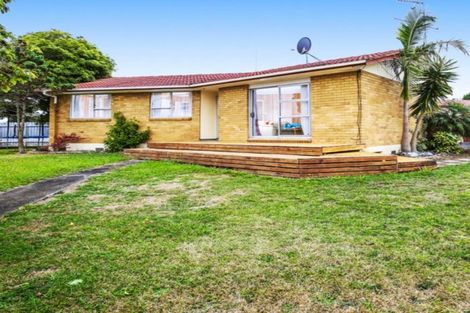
49 50 404 154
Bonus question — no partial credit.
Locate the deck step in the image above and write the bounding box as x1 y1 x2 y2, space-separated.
147 142 364 156
123 148 437 178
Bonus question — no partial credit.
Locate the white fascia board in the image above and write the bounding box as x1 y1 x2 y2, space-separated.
64 86 191 94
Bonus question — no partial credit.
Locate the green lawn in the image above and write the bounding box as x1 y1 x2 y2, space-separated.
0 151 128 191
0 161 469 312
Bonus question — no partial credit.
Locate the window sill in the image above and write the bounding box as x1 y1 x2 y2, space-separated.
149 117 192 121
68 118 111 122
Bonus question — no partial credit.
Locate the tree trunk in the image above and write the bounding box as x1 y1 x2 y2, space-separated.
16 101 26 154
401 100 411 153
410 114 424 152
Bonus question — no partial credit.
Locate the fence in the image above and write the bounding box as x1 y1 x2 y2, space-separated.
0 122 49 147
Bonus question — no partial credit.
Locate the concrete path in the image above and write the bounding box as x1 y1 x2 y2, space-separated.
436 157 470 167
0 160 140 216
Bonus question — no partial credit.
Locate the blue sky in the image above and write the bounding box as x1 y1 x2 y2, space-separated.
2 0 469 97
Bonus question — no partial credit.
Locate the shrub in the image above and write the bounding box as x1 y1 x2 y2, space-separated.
423 103 470 140
416 138 429 152
104 112 150 152
428 131 461 154
50 133 80 151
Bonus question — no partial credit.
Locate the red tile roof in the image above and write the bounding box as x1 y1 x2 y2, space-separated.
75 50 399 90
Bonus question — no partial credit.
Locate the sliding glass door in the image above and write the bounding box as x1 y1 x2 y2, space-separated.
250 83 310 137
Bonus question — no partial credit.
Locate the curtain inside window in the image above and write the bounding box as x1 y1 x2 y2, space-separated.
71 95 94 118
71 94 111 119
150 92 191 118
94 95 111 118
173 92 191 117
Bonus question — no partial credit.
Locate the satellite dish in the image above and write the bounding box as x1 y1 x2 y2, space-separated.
294 37 321 63
296 37 312 55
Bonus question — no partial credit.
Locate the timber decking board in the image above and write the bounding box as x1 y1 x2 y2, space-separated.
397 156 437 172
147 142 364 156
124 148 436 178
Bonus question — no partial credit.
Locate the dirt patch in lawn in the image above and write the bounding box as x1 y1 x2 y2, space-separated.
89 174 243 214
190 189 247 210
17 219 49 233
87 194 106 202
27 268 58 279
155 181 184 192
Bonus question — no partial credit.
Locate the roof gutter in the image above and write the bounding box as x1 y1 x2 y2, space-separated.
42 90 57 104
66 60 368 93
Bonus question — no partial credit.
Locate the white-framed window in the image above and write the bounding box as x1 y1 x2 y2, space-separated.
150 92 192 118
70 94 112 119
250 83 310 137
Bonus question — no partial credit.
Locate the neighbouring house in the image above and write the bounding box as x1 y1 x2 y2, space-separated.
48 50 406 154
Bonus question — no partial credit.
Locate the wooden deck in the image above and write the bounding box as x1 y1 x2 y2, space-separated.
397 156 437 173
147 142 365 156
125 143 436 178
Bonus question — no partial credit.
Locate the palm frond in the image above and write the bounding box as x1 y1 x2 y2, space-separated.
428 39 469 56
381 58 402 80
397 8 436 50
410 55 457 117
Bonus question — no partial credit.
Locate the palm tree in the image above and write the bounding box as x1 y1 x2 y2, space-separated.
385 8 468 153
409 55 457 152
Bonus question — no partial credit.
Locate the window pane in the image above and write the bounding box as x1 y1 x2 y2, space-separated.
280 85 308 101
173 92 191 117
71 95 94 118
251 84 310 137
253 87 279 136
94 95 111 118
151 93 171 109
153 108 172 118
94 109 111 119
95 95 111 109
281 100 309 117
279 117 310 136
150 92 192 118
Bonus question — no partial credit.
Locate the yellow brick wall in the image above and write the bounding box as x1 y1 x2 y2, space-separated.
50 72 404 148
360 71 403 146
51 91 200 144
311 72 360 145
216 74 362 145
217 85 249 142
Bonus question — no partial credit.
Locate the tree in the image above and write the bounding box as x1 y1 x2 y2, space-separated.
0 0 12 13
22 30 115 90
0 30 115 153
0 39 45 153
463 93 470 100
409 55 457 152
0 26 36 92
385 8 467 153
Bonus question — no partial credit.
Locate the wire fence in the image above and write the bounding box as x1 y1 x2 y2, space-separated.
0 122 49 147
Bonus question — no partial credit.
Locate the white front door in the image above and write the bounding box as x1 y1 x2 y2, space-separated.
200 90 218 140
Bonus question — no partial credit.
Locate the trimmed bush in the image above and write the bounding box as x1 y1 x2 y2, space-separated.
428 131 461 154
104 112 150 152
